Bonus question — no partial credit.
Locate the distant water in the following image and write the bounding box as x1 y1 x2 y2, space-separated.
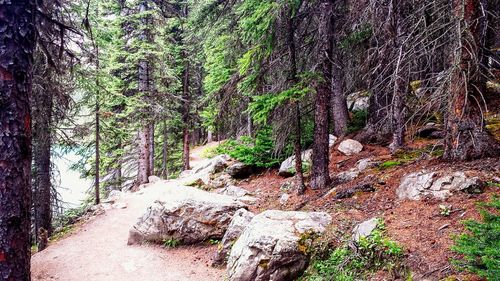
53 151 91 210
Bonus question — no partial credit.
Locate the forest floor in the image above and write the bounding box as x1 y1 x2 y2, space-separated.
30 179 224 281
31 139 499 281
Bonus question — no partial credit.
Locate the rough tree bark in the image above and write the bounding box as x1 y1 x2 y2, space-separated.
330 0 349 137
149 123 154 176
389 0 408 152
286 3 306 195
444 0 499 160
32 68 54 243
311 0 334 190
136 0 153 184
162 121 169 179
0 1 36 280
182 60 191 171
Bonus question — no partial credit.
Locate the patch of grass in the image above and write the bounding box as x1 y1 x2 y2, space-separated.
378 160 403 170
51 225 76 242
451 197 500 280
301 220 408 281
163 238 181 248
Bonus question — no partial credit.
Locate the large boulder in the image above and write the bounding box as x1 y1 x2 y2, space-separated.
127 185 246 245
278 149 313 177
227 210 332 281
180 154 231 186
397 171 483 200
337 139 363 155
347 91 370 111
226 162 254 179
213 209 255 266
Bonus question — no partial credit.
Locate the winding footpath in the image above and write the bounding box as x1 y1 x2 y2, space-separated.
31 145 225 281
31 180 224 281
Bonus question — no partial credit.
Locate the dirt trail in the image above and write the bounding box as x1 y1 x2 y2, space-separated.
31 180 224 281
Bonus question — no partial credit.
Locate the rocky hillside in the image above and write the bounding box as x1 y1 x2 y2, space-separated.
123 138 499 281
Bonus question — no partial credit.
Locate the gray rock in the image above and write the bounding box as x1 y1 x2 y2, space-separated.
128 185 246 245
227 162 254 179
208 173 235 189
227 210 332 281
180 155 231 186
148 175 161 183
352 218 379 242
333 169 360 184
213 209 255 266
356 158 377 172
329 134 338 148
347 91 370 111
104 190 123 203
337 139 363 155
216 185 251 198
278 149 313 177
397 171 483 200
397 171 436 200
279 193 290 205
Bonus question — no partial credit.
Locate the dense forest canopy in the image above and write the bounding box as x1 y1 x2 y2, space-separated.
0 0 499 279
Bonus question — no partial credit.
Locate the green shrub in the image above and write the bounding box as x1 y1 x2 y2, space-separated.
163 238 181 248
214 127 283 168
451 197 500 280
347 110 368 134
302 220 407 280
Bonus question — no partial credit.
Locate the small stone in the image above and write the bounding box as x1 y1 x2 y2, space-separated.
337 139 364 155
352 218 379 242
112 202 128 209
279 193 290 205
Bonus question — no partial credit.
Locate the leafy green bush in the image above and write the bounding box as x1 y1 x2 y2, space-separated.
214 127 283 168
347 110 368 134
302 221 406 281
451 197 500 280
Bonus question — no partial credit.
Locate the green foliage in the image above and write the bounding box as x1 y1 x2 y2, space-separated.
340 25 372 50
163 238 181 248
451 197 500 280
208 239 221 245
378 160 403 170
439 205 451 217
214 127 283 168
347 110 368 133
249 73 316 125
302 221 406 280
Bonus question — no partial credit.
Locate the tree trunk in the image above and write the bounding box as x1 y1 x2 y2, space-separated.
95 84 101 204
149 123 154 176
182 60 191 171
311 0 333 190
286 3 306 194
32 72 54 244
444 0 499 160
137 126 151 185
330 0 349 137
389 1 408 152
162 121 169 179
0 1 36 279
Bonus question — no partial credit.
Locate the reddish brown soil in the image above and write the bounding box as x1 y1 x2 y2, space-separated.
238 141 500 280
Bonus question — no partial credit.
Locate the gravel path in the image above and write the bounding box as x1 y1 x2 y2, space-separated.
31 180 224 281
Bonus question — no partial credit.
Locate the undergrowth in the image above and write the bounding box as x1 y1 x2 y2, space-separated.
451 197 500 280
212 127 283 168
301 220 408 281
